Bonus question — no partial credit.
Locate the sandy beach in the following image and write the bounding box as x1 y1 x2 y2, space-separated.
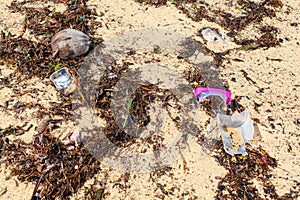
0 0 299 199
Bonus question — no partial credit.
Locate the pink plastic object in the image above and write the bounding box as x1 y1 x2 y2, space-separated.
194 87 232 104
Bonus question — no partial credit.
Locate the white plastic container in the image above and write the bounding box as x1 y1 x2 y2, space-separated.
217 110 254 156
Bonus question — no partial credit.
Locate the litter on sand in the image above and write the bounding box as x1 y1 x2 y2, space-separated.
50 67 77 95
194 87 232 105
194 87 254 156
201 28 224 43
217 110 254 156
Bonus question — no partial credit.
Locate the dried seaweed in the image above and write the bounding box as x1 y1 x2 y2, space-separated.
237 26 280 50
214 143 299 199
0 134 101 200
175 0 282 33
135 0 167 6
136 0 282 53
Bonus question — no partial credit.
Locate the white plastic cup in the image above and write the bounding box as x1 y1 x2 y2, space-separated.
217 110 254 156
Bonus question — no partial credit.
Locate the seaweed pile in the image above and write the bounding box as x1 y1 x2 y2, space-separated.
214 143 299 199
0 134 101 199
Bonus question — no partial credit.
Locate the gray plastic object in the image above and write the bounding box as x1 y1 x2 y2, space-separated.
217 110 254 156
50 67 76 95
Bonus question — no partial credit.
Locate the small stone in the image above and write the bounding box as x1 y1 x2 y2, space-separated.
51 28 91 59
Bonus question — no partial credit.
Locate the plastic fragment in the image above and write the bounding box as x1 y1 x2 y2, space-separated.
201 28 224 43
194 87 232 105
217 110 254 156
236 7 249 14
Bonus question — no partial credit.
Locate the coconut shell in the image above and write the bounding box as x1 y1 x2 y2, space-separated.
51 28 91 59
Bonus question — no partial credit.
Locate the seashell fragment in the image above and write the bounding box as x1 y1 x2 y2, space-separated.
51 28 91 59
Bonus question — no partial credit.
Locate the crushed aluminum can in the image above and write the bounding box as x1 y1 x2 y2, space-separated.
50 67 77 95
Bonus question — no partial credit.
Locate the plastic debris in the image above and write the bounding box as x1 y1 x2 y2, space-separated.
153 44 162 53
107 72 118 79
236 7 249 14
51 28 91 59
201 28 224 43
50 67 76 95
217 110 254 156
62 129 81 148
194 87 232 105
218 30 234 42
